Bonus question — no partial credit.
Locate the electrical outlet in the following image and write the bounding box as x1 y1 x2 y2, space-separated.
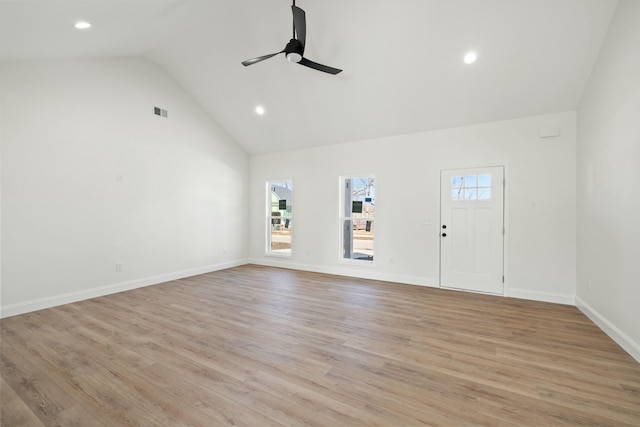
306 250 311 256
115 263 123 272
223 248 228 254
389 257 395 264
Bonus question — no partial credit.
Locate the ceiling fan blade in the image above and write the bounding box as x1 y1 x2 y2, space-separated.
298 57 342 75
242 51 283 67
292 5 306 48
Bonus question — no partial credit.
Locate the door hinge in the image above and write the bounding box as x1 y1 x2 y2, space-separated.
502 275 505 283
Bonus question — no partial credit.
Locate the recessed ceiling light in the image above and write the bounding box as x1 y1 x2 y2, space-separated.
74 21 92 30
464 51 477 64
255 106 265 116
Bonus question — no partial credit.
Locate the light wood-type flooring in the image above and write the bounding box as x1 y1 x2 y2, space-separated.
2 265 639 426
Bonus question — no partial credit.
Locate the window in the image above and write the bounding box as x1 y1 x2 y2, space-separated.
267 180 293 256
451 174 492 201
340 175 375 262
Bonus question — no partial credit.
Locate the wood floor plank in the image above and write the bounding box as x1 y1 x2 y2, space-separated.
0 377 45 427
0 340 78 425
2 264 639 426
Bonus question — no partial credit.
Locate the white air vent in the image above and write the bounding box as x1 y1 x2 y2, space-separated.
153 106 168 118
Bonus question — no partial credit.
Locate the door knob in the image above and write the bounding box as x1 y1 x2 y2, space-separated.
442 233 447 237
442 225 447 229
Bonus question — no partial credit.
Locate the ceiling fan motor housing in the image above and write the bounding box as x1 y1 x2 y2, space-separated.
285 39 304 63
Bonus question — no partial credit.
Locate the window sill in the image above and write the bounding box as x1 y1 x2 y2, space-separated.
264 251 293 258
337 258 375 267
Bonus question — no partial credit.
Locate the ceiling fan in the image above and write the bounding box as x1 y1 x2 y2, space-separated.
241 1 342 75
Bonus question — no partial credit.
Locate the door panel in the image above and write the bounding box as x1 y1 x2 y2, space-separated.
474 208 491 275
450 208 468 273
440 167 504 294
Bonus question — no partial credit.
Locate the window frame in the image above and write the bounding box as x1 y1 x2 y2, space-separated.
338 174 376 265
266 179 293 257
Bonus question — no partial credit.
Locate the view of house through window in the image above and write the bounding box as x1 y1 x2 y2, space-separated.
341 176 375 262
267 180 293 255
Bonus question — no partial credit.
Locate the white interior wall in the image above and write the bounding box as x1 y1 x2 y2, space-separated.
576 0 640 361
249 112 577 304
0 57 249 317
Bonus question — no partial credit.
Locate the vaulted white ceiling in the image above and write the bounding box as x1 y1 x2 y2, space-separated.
0 0 617 154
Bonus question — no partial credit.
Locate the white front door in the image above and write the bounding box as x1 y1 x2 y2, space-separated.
440 166 504 294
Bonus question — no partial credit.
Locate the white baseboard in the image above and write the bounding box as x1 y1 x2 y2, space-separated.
248 258 438 289
507 287 575 305
0 259 248 319
576 297 640 363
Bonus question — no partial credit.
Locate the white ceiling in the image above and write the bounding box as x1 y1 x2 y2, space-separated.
0 0 617 155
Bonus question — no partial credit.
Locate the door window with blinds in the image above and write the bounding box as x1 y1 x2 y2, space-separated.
267 179 293 256
340 175 375 262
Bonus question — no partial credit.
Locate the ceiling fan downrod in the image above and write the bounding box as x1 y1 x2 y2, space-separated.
292 0 296 39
